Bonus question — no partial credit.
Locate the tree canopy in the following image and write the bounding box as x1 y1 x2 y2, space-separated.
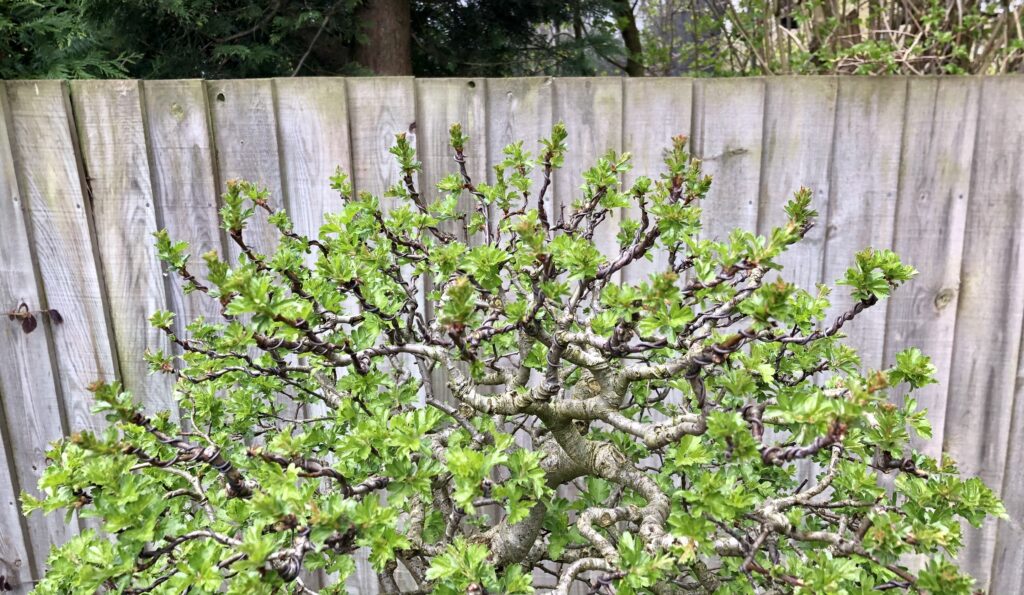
24 125 1006 594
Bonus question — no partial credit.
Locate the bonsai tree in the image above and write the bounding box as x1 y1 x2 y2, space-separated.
26 125 1004 594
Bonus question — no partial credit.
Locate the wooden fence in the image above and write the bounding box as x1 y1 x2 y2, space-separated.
0 76 1022 593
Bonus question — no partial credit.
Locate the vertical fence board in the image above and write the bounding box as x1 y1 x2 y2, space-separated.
1 76 1024 590
69 80 175 415
757 77 837 289
142 80 226 328
881 78 978 458
755 77 838 483
274 78 352 242
415 79 488 236
346 77 416 200
553 78 623 263
621 78 693 284
345 75 418 595
691 78 765 241
2 80 94 575
0 415 31 593
821 78 907 370
944 76 1024 592
0 84 58 587
6 81 119 433
272 76 354 527
414 79 489 432
207 79 285 255
486 77 553 192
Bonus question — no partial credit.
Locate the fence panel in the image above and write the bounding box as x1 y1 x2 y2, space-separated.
947 75 1024 590
0 76 1021 593
70 80 176 415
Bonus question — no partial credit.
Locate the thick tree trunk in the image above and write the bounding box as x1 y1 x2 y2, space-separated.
355 0 413 75
614 0 645 76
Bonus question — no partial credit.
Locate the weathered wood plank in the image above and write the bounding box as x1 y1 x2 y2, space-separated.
207 79 285 255
344 76 418 595
757 76 837 290
346 77 416 200
621 78 693 284
414 79 489 415
142 80 227 328
553 78 623 263
5 81 119 433
755 77 838 482
70 80 176 415
691 78 765 242
415 78 488 237
272 77 354 480
993 321 1024 592
881 78 978 458
821 77 907 370
0 84 58 588
944 76 1024 592
274 78 352 242
486 77 554 203
0 414 31 593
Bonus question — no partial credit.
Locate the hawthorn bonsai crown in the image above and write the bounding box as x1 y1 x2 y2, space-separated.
27 124 1004 594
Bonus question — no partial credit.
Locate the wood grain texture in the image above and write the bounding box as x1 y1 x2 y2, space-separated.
755 77 838 483
415 78 488 237
553 78 624 263
621 78 693 284
943 76 1024 592
5 81 118 433
881 78 978 458
346 77 416 200
274 78 352 242
691 78 765 242
273 77 354 477
821 77 907 370
0 84 62 587
70 80 176 415
142 80 228 329
344 76 418 595
207 79 285 255
0 414 31 592
757 77 837 290
486 77 554 192
1 77 1023 590
414 79 489 413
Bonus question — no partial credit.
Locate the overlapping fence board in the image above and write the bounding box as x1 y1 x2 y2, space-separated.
346 77 416 199
207 79 286 255
757 77 837 288
343 77 417 595
981 75 1024 595
553 78 623 263
69 80 175 414
0 415 30 593
5 81 117 438
882 78 978 457
692 78 765 241
0 77 1022 592
142 80 227 328
275 78 353 241
486 77 554 192
821 78 907 370
945 76 1024 591
621 78 693 284
0 84 62 588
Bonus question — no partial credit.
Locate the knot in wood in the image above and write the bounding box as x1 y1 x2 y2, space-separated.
934 287 956 310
